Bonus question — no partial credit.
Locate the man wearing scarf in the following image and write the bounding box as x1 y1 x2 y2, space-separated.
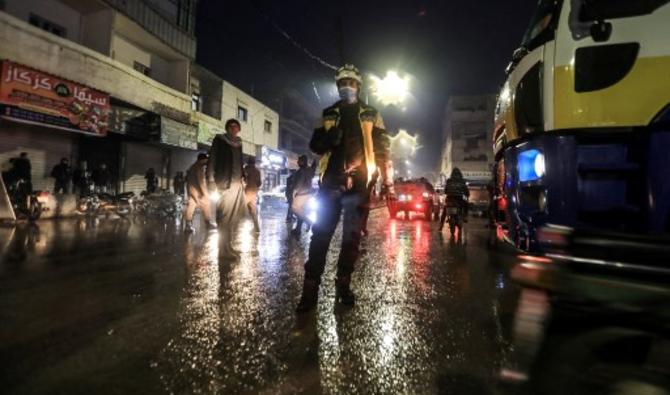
207 118 247 258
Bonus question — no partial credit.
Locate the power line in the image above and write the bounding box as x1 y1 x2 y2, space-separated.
250 1 338 71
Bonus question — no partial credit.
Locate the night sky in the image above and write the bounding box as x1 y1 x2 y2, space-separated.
195 0 535 171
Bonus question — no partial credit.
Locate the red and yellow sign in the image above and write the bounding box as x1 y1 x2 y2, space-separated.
0 60 110 136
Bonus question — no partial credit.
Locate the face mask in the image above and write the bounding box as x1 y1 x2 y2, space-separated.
338 86 358 104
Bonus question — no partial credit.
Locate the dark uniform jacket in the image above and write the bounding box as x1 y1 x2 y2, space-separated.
310 101 392 192
207 133 244 189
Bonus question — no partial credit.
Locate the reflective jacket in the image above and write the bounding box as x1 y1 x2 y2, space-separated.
310 100 392 186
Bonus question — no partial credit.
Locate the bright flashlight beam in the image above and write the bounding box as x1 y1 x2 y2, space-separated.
370 70 409 107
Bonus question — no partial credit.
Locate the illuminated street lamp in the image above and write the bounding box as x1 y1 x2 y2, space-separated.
369 70 410 107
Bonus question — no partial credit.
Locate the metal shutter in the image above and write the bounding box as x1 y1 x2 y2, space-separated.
0 121 77 193
123 141 165 196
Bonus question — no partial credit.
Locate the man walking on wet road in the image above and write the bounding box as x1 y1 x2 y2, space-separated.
243 156 262 232
290 155 316 236
296 64 394 312
207 118 247 258
184 153 216 233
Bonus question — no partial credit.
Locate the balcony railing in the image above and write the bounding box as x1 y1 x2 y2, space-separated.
103 0 196 59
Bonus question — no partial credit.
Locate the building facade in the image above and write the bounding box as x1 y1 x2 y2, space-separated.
0 0 282 201
440 95 496 183
0 0 198 197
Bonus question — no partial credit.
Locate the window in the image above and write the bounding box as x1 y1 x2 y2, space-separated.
264 120 272 133
133 61 151 76
464 138 480 152
28 13 66 37
520 0 561 51
579 0 669 21
237 106 248 122
191 92 201 112
176 0 195 33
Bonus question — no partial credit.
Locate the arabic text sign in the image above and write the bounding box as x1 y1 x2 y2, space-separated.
0 60 110 136
160 117 198 150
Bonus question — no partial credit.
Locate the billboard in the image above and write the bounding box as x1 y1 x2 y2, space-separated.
0 60 110 136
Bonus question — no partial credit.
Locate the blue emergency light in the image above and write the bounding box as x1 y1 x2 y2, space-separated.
518 149 546 182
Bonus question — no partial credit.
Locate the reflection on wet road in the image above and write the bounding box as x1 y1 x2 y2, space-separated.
0 204 518 394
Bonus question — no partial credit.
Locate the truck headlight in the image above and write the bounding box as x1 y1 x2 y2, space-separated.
518 149 545 182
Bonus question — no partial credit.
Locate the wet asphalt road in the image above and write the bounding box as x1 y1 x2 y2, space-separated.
0 201 519 394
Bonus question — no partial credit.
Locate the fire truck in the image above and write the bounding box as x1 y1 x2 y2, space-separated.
492 0 670 251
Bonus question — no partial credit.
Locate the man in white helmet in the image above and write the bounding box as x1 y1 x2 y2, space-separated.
296 64 394 312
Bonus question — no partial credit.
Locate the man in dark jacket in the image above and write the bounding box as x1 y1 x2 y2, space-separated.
93 163 111 193
145 168 158 193
243 156 262 232
12 152 32 192
296 64 394 312
207 118 246 257
290 155 317 236
285 170 296 222
439 167 470 231
51 158 72 194
184 153 215 233
173 171 186 197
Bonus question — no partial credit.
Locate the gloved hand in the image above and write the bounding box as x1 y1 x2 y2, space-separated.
326 126 343 148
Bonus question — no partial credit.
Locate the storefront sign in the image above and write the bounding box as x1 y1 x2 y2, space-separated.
152 102 190 124
462 170 492 180
261 146 287 171
160 117 197 150
197 120 224 145
108 105 160 140
0 60 110 136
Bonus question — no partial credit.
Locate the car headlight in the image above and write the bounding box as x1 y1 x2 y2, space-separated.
518 149 545 182
422 192 430 198
399 194 407 202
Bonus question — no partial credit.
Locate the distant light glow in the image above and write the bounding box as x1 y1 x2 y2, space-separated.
370 70 410 107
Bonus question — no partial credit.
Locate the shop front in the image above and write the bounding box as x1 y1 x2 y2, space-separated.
258 146 287 192
109 101 198 195
0 60 110 192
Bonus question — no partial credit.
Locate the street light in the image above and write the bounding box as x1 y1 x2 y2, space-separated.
370 70 410 107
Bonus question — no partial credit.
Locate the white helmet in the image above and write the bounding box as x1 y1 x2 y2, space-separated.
336 64 362 85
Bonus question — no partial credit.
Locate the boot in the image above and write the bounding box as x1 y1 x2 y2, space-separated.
335 276 356 306
206 221 218 231
296 278 319 313
184 220 195 233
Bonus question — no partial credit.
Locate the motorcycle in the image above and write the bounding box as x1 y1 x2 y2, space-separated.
444 198 467 236
140 190 183 217
7 179 48 221
76 192 135 218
